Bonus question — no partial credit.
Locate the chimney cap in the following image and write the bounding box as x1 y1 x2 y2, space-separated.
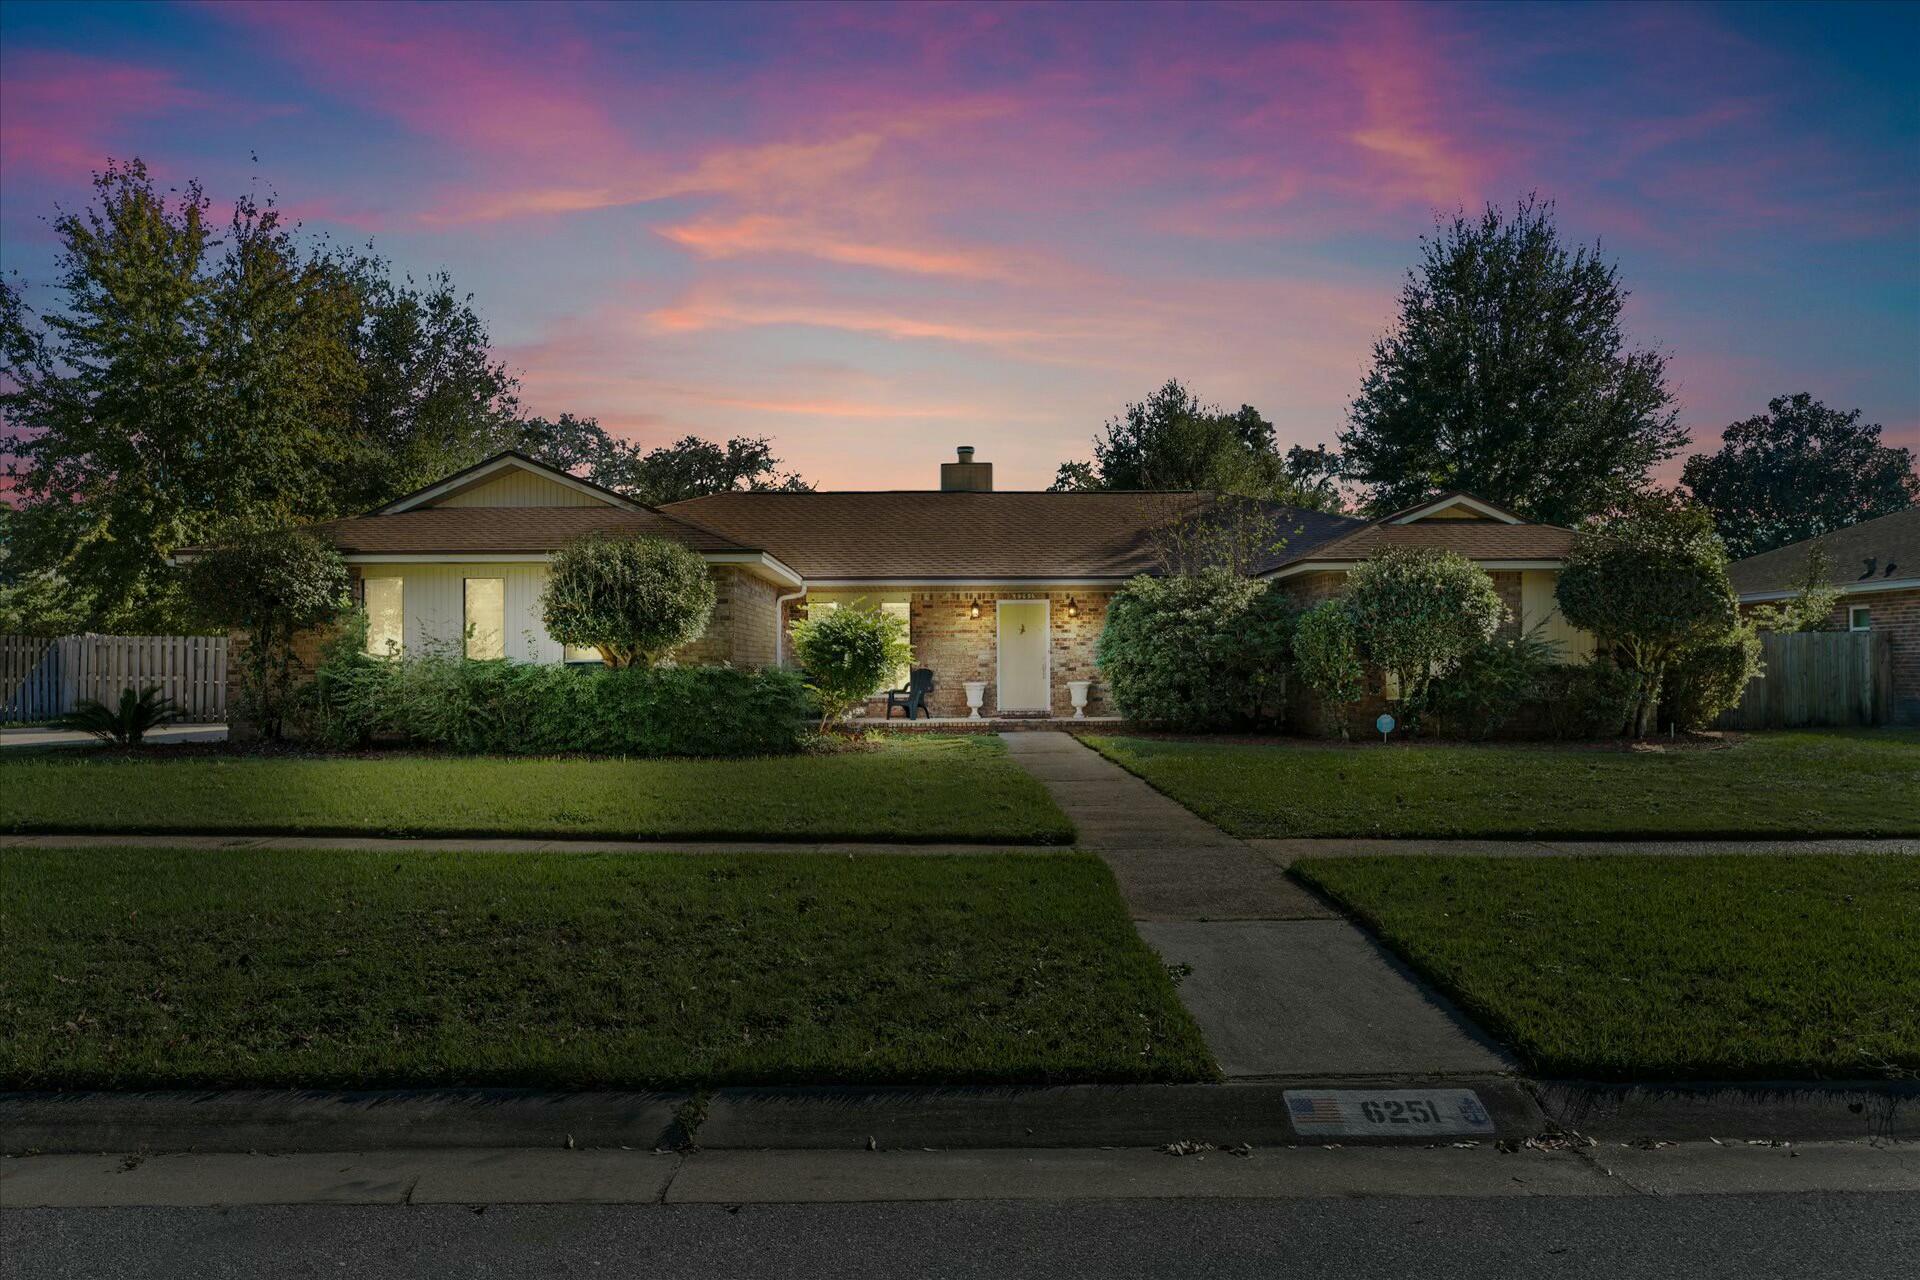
956 445 975 462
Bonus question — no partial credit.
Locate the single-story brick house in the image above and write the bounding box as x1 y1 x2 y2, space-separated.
274 446 1588 722
1731 506 1920 724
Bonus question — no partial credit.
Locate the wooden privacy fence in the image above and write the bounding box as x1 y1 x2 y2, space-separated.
1716 630 1891 730
1 634 228 724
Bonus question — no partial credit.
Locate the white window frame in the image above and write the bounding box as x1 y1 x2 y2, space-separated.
1849 605 1872 632
464 577 506 660
994 598 1052 713
362 576 404 658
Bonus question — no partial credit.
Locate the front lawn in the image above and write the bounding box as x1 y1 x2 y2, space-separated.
0 846 1213 1090
1293 854 1920 1079
1083 730 1919 838
0 735 1073 843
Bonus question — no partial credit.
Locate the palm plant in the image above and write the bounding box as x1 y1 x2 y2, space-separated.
56 685 183 746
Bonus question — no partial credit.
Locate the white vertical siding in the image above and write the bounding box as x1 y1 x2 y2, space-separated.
380 563 568 663
1520 570 1597 661
434 471 608 508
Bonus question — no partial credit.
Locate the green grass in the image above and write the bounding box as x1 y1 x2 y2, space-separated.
0 846 1214 1090
0 735 1073 843
1293 854 1920 1079
1083 730 1920 838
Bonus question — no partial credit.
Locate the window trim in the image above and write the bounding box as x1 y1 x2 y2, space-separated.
1849 605 1872 633
463 576 507 660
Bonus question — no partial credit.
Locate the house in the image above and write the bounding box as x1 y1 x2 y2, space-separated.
1730 506 1920 724
277 446 1587 723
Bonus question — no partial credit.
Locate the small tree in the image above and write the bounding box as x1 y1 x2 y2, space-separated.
1345 549 1506 714
1555 492 1738 736
183 527 350 740
787 606 912 731
541 535 716 669
1096 571 1268 726
1292 599 1365 738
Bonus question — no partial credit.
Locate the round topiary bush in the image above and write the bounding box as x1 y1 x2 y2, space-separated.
1291 598 1365 737
787 605 912 731
1345 548 1505 712
541 534 717 669
1095 570 1270 728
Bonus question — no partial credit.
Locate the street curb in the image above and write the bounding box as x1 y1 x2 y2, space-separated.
1532 1080 1920 1142
2 1080 1544 1156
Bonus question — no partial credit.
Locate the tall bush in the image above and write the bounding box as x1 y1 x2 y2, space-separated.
1661 622 1763 732
1095 571 1273 727
1422 628 1561 739
541 534 716 668
1555 492 1737 736
182 526 349 740
1292 599 1365 738
1345 548 1505 713
787 605 912 731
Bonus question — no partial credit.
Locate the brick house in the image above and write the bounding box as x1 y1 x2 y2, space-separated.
269 446 1586 725
1731 506 1920 724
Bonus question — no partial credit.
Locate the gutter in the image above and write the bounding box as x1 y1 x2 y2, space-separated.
1737 576 1920 604
774 586 807 667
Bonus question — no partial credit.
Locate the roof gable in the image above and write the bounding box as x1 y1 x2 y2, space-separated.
1384 493 1526 524
376 452 642 514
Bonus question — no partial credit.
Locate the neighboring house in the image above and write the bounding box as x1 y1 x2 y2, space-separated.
1730 506 1920 725
277 446 1586 722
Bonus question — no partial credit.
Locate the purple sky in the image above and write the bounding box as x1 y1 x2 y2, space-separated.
3 1 1915 490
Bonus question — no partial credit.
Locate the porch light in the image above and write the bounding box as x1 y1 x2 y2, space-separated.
1066 597 1079 619
969 599 981 620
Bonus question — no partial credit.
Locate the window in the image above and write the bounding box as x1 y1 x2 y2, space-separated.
1850 605 1872 632
363 577 403 657
881 600 912 692
464 578 506 659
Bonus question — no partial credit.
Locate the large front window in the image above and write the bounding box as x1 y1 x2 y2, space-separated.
363 577 403 657
464 578 505 659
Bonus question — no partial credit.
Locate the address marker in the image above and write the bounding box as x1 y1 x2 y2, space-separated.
1284 1088 1497 1138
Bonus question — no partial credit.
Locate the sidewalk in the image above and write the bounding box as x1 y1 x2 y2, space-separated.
997 731 1513 1081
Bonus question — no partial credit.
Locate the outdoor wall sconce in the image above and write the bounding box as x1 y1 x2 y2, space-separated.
1066 597 1079 619
969 600 981 620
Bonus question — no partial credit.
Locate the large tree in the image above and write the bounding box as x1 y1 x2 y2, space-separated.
1680 393 1919 559
1053 379 1345 511
1341 197 1685 525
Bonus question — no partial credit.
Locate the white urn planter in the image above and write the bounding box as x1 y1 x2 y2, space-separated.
963 680 988 720
1067 680 1093 719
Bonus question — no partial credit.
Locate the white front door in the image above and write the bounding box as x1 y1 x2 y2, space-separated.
996 600 1050 712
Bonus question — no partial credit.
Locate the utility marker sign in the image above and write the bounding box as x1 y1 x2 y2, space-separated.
1284 1089 1496 1138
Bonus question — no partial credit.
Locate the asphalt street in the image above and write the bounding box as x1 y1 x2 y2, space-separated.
7 1193 1916 1280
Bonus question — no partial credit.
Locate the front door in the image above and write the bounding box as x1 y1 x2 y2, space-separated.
996 600 1050 712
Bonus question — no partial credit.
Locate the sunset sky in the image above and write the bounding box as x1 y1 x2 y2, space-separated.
2 0 1915 490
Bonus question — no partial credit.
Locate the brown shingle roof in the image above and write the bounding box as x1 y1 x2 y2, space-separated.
663 490 1363 579
1729 506 1920 596
1285 520 1577 565
307 507 755 556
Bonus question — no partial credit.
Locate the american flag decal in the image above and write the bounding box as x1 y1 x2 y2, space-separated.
1287 1094 1346 1124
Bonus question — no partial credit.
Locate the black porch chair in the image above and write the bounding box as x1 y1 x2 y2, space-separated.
885 668 935 720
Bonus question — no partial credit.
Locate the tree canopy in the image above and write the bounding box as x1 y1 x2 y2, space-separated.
1341 196 1684 525
1680 393 1919 560
540 535 717 669
1053 379 1345 511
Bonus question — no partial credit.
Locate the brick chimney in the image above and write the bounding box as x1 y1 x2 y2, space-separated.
940 445 993 492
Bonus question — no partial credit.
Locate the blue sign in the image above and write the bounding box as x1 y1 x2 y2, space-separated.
1376 713 1395 742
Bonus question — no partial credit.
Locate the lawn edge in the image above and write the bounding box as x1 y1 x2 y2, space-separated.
0 822 1077 845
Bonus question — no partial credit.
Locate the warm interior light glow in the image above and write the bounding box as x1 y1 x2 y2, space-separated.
969 599 981 620
1066 596 1079 619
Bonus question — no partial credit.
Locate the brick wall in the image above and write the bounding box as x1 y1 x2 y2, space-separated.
1821 587 1919 725
675 566 782 669
786 588 1115 718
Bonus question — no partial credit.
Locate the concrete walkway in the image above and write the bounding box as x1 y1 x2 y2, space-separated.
0 722 227 749
997 731 1511 1080
1253 837 1920 865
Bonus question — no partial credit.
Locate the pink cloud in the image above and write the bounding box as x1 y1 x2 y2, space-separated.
0 52 207 182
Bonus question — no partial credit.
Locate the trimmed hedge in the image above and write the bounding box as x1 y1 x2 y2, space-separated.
302 654 813 757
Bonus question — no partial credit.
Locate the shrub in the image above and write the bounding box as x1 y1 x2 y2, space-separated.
1345 548 1505 712
541 535 717 668
1661 622 1763 732
54 685 181 746
1556 492 1737 735
1423 628 1561 739
1534 660 1642 740
302 649 811 756
1096 571 1270 727
182 526 350 740
787 606 912 731
1292 598 1365 738
1224 584 1298 723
